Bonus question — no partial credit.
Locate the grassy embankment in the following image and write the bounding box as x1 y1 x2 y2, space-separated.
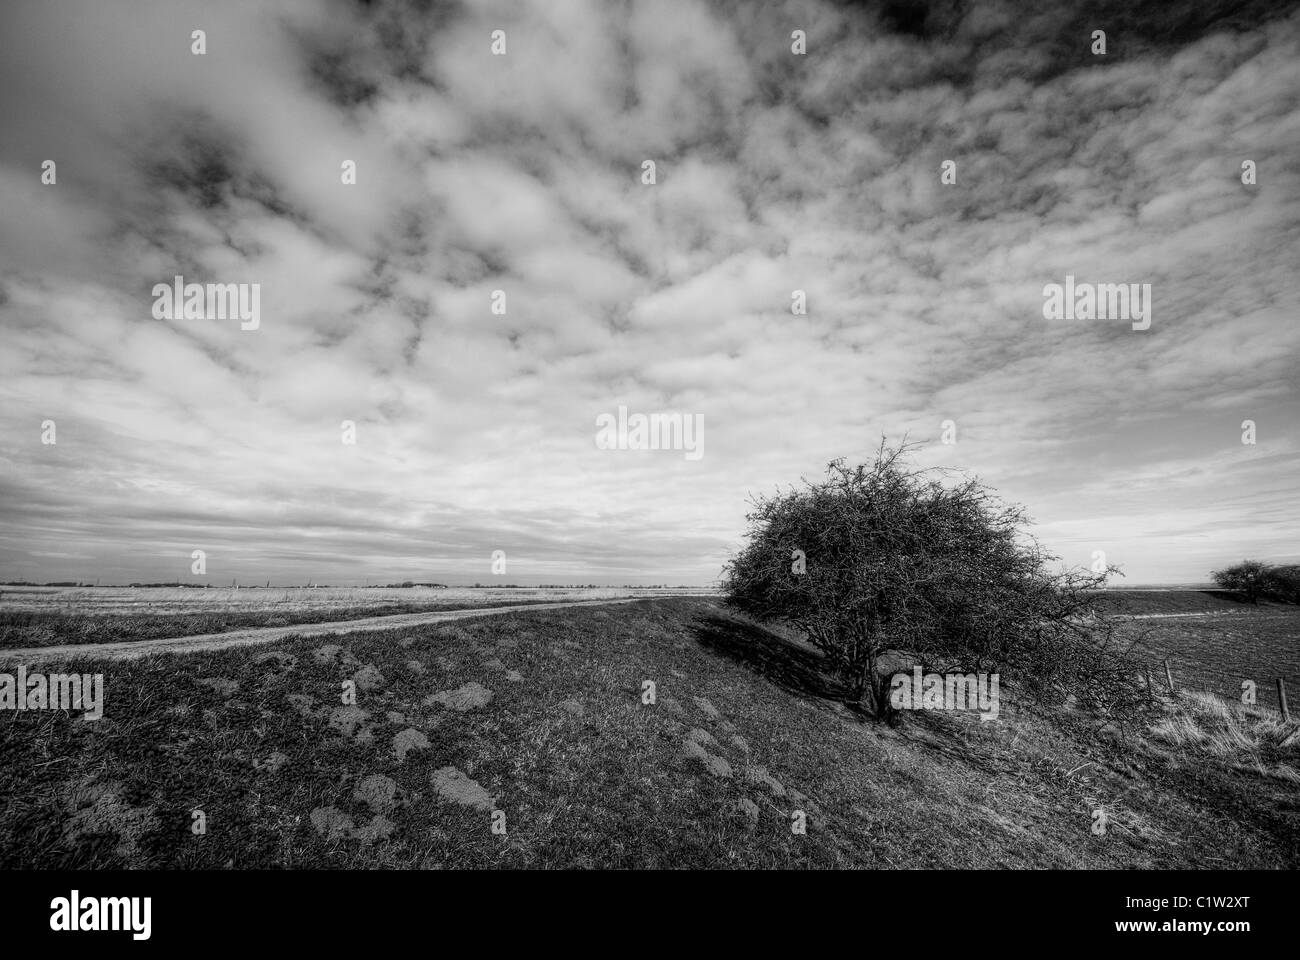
1 596 1296 868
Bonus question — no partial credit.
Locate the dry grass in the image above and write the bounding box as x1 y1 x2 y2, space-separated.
1149 690 1300 782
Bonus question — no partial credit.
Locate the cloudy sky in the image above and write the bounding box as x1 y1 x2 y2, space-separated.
1 0 1297 586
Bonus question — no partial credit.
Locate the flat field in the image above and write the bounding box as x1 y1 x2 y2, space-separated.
0 585 714 649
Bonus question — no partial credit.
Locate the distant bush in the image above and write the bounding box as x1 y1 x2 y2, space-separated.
722 440 1151 721
1211 560 1300 605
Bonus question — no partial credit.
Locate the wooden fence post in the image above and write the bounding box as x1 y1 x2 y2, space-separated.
1278 678 1292 723
1163 659 1175 694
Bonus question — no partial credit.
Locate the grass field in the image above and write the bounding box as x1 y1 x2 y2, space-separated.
0 586 712 649
1119 610 1300 712
1 596 1296 869
1091 588 1258 616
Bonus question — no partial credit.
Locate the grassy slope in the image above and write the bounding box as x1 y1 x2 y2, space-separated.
0 598 1296 869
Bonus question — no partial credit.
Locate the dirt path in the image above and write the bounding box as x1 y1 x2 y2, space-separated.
0 597 689 664
1115 610 1255 620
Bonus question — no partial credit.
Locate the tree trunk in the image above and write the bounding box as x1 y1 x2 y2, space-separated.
849 652 894 721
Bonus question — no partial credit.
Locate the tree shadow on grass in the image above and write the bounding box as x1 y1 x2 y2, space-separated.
688 611 851 707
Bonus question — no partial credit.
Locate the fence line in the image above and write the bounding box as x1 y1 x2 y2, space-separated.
1122 637 1299 718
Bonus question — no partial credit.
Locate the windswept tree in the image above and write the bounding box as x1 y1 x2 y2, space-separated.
722 441 1136 718
1212 560 1300 604
1211 560 1273 604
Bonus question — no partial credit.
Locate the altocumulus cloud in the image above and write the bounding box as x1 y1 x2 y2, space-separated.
0 0 1297 584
